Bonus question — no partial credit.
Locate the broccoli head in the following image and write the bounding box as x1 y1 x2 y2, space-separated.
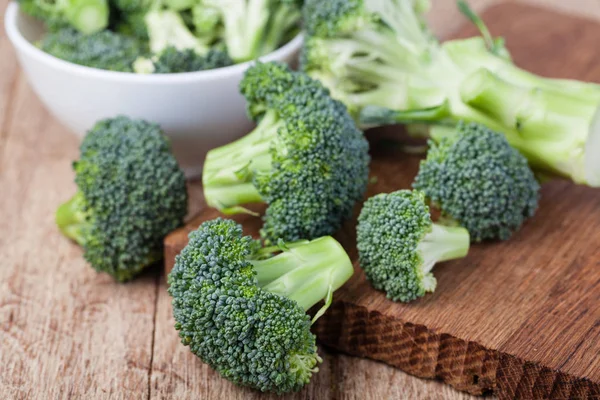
202 62 370 243
19 0 109 34
133 46 233 74
357 190 470 302
168 218 354 393
413 122 540 242
55 116 188 281
39 27 146 72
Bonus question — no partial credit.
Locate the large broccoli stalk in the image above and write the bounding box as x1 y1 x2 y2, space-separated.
302 0 600 186
357 190 470 302
56 117 188 282
202 62 370 243
168 218 354 393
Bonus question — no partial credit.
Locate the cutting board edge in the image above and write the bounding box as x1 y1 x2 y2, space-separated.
313 299 600 398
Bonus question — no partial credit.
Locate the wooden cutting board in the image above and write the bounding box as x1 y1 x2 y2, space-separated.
164 4 600 399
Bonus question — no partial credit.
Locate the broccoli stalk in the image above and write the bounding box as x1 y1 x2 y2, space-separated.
145 9 209 55
204 0 301 62
302 0 600 186
251 236 354 319
19 0 109 34
202 110 281 213
168 218 354 393
357 190 470 302
417 224 471 291
56 191 90 246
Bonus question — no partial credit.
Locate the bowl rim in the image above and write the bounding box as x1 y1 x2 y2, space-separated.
4 2 304 84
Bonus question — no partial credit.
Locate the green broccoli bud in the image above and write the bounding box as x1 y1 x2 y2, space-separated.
357 190 470 302
133 46 233 74
413 122 540 242
168 218 354 393
202 62 370 243
39 27 146 72
55 116 187 282
19 0 109 34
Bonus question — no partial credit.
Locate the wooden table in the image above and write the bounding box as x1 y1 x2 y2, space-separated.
1 1 599 399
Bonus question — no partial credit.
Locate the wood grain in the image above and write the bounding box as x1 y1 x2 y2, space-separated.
163 4 600 399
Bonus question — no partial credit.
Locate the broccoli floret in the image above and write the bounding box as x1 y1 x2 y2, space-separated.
39 27 146 72
168 218 354 393
413 122 540 241
302 0 600 186
202 62 370 242
145 9 210 55
19 0 109 34
133 46 233 73
203 0 302 62
114 11 150 40
356 190 470 302
191 0 222 41
55 116 188 282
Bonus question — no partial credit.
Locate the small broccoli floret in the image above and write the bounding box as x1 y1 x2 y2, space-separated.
19 0 109 34
145 9 210 55
55 116 187 282
192 0 223 42
203 0 302 63
357 190 470 302
114 11 150 40
413 122 540 242
202 62 370 242
134 46 233 73
302 0 600 186
39 27 146 72
168 218 354 393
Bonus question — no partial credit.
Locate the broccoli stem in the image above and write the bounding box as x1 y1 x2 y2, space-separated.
250 236 354 313
459 68 600 184
417 223 469 292
444 38 600 103
55 191 91 246
217 0 270 62
203 110 282 211
259 4 300 55
63 0 109 35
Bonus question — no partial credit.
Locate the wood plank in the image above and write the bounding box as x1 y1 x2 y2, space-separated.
163 4 600 399
0 0 21 159
0 75 158 399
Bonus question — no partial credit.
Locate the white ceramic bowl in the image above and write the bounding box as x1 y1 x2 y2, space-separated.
5 2 303 176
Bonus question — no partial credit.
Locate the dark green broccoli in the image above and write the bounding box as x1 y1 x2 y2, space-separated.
39 27 146 72
55 116 188 282
202 0 302 62
133 46 233 73
413 122 540 242
19 0 109 34
168 218 354 394
114 11 150 40
202 62 370 243
357 190 470 302
302 0 600 186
